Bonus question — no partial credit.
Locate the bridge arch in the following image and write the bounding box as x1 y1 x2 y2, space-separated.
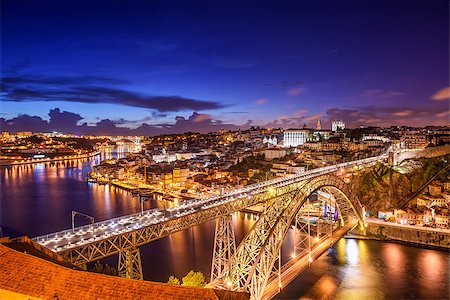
218 174 364 299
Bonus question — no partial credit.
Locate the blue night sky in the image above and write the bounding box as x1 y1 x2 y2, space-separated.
1 0 449 134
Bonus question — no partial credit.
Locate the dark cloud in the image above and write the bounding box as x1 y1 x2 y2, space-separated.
0 108 251 135
1 73 226 112
265 80 303 87
2 75 125 86
1 115 49 132
48 108 83 132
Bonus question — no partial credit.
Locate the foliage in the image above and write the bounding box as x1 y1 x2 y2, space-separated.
24 135 47 144
181 270 206 287
357 155 450 213
228 155 271 174
167 275 181 285
90 261 118 276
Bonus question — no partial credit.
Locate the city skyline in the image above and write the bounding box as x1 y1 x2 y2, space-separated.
1 0 449 135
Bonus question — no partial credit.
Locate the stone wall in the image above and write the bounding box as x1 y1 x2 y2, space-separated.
395 145 450 164
365 222 450 249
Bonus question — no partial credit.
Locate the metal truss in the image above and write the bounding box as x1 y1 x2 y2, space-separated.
211 214 236 283
118 247 143 280
58 173 364 273
293 198 312 260
57 175 327 266
216 175 365 300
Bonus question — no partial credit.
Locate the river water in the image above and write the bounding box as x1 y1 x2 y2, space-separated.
1 149 449 299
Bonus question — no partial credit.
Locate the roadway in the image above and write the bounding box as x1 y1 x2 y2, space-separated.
262 220 358 299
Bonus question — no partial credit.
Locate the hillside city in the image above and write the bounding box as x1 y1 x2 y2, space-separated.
2 119 449 229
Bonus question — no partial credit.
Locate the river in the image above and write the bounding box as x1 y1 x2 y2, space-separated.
1 148 448 299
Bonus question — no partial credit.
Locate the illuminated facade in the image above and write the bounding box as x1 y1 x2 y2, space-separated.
332 120 345 132
283 129 309 147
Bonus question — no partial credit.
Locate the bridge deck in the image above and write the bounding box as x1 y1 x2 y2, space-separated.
33 155 384 261
262 220 358 300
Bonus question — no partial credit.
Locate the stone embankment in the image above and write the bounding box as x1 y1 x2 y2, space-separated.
364 220 450 249
394 145 450 164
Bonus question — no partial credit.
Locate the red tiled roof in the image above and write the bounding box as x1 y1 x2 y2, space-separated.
0 244 249 300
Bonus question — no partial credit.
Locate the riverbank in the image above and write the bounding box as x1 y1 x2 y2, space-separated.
362 219 450 250
0 151 101 167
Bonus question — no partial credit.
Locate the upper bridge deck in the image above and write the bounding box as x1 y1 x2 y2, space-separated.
33 153 387 257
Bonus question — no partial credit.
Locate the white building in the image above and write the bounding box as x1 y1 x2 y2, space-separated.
263 135 278 147
283 129 309 147
332 120 345 132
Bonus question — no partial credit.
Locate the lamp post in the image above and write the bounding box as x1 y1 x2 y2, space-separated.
72 211 95 235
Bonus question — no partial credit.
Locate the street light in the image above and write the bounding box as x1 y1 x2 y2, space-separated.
71 211 94 234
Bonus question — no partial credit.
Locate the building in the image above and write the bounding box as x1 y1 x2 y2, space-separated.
283 129 309 147
0 242 249 300
262 135 278 147
331 120 345 132
264 148 287 160
401 133 428 149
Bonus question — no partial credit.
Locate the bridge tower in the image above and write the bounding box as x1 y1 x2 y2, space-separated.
211 214 236 283
118 247 143 280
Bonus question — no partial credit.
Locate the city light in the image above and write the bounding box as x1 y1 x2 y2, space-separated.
1 1 448 297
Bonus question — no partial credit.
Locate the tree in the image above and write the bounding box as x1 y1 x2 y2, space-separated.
167 275 181 285
90 261 118 276
181 270 206 287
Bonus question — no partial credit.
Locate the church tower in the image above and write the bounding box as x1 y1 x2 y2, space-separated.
316 117 321 130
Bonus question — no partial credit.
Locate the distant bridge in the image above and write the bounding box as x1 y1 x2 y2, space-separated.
110 136 142 146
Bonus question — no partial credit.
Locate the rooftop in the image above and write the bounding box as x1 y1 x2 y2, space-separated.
0 243 249 300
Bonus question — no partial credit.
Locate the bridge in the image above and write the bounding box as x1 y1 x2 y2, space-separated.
33 152 389 298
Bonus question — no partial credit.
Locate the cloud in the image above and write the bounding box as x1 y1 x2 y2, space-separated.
2 75 124 85
393 110 413 117
254 98 268 105
435 110 450 118
48 108 83 132
431 87 450 101
0 108 252 135
286 87 304 96
1 115 49 132
361 89 405 98
265 80 303 87
324 104 449 128
1 73 226 112
260 109 310 128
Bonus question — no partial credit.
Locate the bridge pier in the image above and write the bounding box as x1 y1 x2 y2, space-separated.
211 214 236 283
293 198 312 261
118 247 143 280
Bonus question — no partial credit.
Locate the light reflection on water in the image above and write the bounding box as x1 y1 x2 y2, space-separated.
276 238 449 300
1 148 449 299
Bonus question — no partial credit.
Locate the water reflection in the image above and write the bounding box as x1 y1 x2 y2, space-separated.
277 239 448 300
0 148 134 238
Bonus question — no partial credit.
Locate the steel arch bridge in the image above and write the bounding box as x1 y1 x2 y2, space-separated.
33 153 389 295
210 174 364 300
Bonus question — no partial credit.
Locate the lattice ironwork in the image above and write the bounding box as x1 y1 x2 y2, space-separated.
293 198 312 259
216 175 365 300
58 176 323 266
118 247 143 280
211 214 236 283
